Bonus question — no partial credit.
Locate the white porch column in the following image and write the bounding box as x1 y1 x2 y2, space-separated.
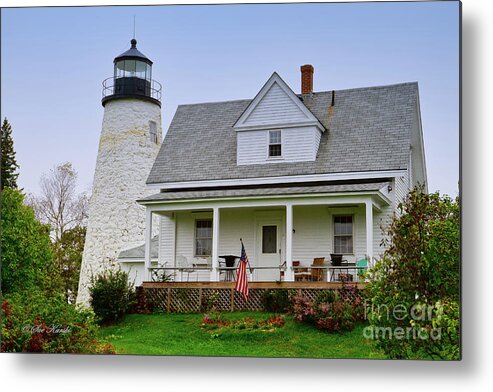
144 208 153 282
365 199 374 264
285 203 294 281
211 207 220 282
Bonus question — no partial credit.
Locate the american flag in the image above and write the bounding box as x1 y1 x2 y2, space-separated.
235 240 249 301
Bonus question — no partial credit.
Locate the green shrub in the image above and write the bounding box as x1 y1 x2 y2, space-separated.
1 291 113 353
261 289 291 313
89 269 135 324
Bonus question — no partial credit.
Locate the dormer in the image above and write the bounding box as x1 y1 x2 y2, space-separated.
234 68 325 166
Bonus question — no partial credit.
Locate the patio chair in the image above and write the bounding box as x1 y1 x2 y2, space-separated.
356 257 368 282
310 257 326 282
176 255 196 282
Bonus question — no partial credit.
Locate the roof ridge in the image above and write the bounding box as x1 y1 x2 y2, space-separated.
309 81 419 95
177 81 419 108
177 98 252 107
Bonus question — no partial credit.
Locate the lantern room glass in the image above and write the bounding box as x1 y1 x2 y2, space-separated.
114 60 151 81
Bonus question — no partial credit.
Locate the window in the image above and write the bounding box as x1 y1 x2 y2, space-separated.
262 225 277 254
333 216 353 254
268 130 282 157
195 220 212 256
149 121 158 144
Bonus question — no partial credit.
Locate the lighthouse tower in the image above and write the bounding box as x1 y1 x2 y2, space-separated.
77 39 162 305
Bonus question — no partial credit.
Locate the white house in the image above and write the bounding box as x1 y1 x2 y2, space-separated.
76 40 426 305
119 65 427 286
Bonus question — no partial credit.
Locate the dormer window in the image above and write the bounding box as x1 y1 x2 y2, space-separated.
268 130 282 158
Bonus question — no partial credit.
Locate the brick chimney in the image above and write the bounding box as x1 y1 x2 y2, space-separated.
300 64 314 95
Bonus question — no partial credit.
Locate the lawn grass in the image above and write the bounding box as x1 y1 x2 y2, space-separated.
99 312 386 358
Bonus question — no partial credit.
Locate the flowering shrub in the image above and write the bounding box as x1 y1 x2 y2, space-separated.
1 292 114 354
291 287 364 333
291 296 316 324
315 301 356 332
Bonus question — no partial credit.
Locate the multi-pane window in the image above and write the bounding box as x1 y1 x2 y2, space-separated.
195 220 212 256
268 130 282 157
149 121 158 144
333 216 353 254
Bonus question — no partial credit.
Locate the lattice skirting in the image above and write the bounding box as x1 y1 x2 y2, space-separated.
140 282 364 313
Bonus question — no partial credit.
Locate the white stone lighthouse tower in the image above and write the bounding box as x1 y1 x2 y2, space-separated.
77 39 162 305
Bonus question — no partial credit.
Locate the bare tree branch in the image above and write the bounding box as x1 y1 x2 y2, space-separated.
27 162 89 241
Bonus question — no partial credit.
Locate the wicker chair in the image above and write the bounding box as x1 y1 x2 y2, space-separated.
293 261 311 282
310 257 326 282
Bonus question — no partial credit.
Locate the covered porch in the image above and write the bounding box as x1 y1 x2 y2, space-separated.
138 186 391 284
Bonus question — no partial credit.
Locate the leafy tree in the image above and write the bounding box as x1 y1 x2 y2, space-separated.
0 189 62 295
365 187 460 360
0 118 20 190
52 226 86 303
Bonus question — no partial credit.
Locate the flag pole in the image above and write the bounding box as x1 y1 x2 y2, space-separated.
240 238 253 273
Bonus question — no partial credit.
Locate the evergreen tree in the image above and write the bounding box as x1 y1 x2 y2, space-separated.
1 118 20 190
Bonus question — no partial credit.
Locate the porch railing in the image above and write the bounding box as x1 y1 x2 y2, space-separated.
149 264 367 283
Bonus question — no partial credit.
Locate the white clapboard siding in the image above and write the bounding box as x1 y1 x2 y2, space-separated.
159 213 176 265
237 131 268 165
174 211 212 281
120 261 158 287
243 82 308 125
393 171 410 213
313 127 322 158
373 205 393 259
237 126 321 165
218 208 256 264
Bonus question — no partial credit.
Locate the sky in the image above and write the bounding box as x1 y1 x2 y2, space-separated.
1 1 460 197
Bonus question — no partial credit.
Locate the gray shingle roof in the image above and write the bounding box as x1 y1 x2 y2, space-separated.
139 181 390 202
118 235 159 260
147 82 418 185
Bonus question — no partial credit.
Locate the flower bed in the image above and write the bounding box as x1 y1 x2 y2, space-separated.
200 314 285 333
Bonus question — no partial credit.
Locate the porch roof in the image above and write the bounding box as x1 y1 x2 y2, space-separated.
118 235 159 261
139 181 389 203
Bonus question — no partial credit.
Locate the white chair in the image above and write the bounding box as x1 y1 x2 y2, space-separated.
176 255 195 282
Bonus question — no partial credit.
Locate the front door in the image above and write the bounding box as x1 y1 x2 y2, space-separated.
255 219 282 281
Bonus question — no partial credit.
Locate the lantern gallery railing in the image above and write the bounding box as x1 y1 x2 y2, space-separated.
102 76 162 103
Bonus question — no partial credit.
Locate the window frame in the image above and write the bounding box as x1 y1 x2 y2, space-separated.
149 121 158 144
333 215 354 255
267 130 283 159
194 219 213 257
261 225 278 255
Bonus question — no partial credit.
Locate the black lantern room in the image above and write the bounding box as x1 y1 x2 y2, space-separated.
102 39 161 107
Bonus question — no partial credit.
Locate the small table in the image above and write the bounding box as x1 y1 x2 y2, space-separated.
219 255 239 281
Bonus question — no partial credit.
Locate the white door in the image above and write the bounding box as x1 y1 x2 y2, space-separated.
255 219 282 281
